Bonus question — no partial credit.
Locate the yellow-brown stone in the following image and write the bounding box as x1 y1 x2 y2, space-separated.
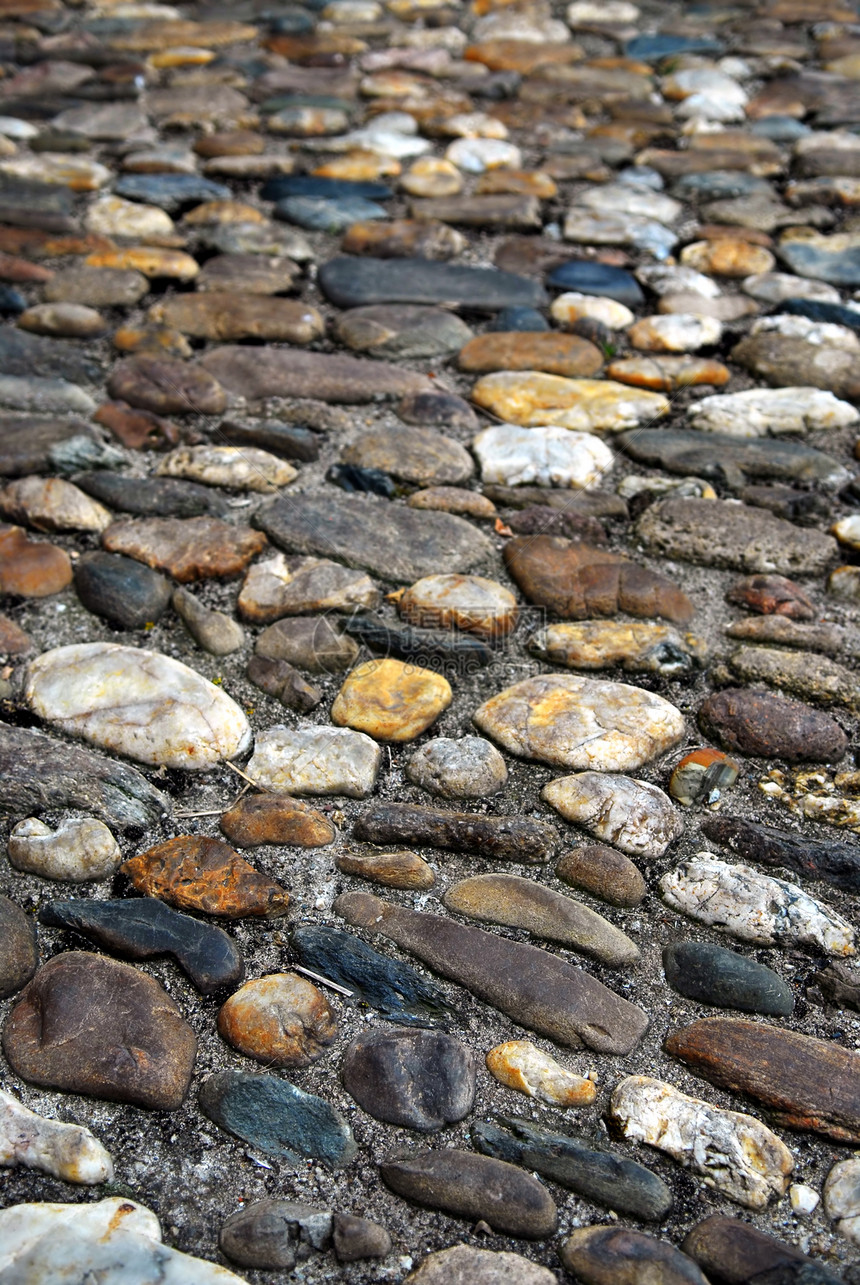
458 332 603 378
181 200 264 225
486 1039 597 1107
471 372 669 431
331 658 452 742
475 169 558 198
399 573 518 639
680 239 776 278
220 793 336 848
85 246 199 280
217 973 337 1067
607 356 730 391
336 847 436 889
407 487 497 519
315 152 401 180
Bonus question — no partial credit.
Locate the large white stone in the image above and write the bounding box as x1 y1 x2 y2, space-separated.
611 1075 794 1210
690 387 860 437
636 264 721 299
247 724 381 797
661 854 856 956
0 1088 113 1185
563 209 677 259
542 771 682 858
25 643 251 770
824 1156 860 1245
8 816 122 881
472 423 613 489
0 1197 246 1283
750 314 860 352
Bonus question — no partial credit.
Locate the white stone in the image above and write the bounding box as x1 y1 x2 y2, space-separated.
563 209 677 259
0 1197 246 1283
795 130 860 156
742 272 841 304
406 735 507 798
567 0 638 22
446 137 522 172
486 1039 596 1108
26 643 252 770
550 292 634 330
637 264 722 298
247 724 381 797
542 771 682 857
0 477 112 533
0 154 111 188
472 9 570 41
0 116 38 139
472 423 613 489
690 387 860 437
473 673 686 772
8 816 122 881
0 1088 113 1185
632 314 723 352
239 552 380 620
790 1184 820 1215
442 112 508 139
85 195 176 239
750 313 860 352
611 1075 794 1210
825 1156 860 1244
0 376 96 416
833 514 860 550
578 184 682 225
155 445 297 493
660 854 856 957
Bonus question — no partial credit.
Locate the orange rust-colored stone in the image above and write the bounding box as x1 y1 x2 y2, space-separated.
0 525 72 598
458 331 603 379
94 401 182 451
220 793 336 848
121 835 290 919
217 972 337 1067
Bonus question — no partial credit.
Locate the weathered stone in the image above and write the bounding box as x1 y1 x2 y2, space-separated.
151 294 324 345
560 1227 709 1285
621 429 850 492
255 616 360 673
636 499 838 574
331 658 452 742
319 256 546 311
405 1244 557 1284
486 1040 596 1107
408 487 496 519
200 345 432 404
690 387 858 438
0 1085 113 1185
121 835 289 920
663 942 793 1017
543 772 682 859
459 332 603 378
336 847 435 889
157 445 297 494
611 1075 794 1210
343 425 472 486
530 620 705 675
399 574 516 641
103 516 267 583
336 891 648 1054
218 419 321 464
2 952 196 1110
699 687 849 762
0 897 37 1000
682 1214 842 1285
444 873 639 965
473 424 614 491
218 973 337 1068
668 748 740 808
26 642 251 769
726 574 814 619
247 724 381 797
221 794 335 848
18 302 107 339
726 645 859 714
8 816 121 882
825 1157 860 1247
704 815 860 892
607 356 730 393
0 524 71 597
336 305 472 360
556 844 645 907
354 802 556 863
732 331 860 401
471 372 668 432
44 266 148 308
661 855 855 956
406 736 507 798
200 1071 356 1168
667 1018 860 1144
220 1200 333 1270
107 357 226 417
380 1150 556 1239
172 587 245 656
246 656 321 711
343 1028 477 1130
342 219 465 261
333 1214 391 1263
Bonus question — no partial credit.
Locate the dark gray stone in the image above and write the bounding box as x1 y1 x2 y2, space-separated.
342 1028 477 1131
113 173 232 212
72 472 230 519
662 941 793 1017
220 1200 332 1269
218 419 320 463
353 801 556 863
0 328 100 384
318 257 547 312
74 551 173 630
0 418 95 477
619 429 850 491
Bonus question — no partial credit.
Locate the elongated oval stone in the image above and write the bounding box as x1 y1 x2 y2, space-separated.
335 891 648 1054
702 815 860 892
354 802 556 863
25 642 251 769
663 942 793 1016
666 1018 860 1144
682 1214 843 1285
0 1085 113 1185
379 1149 557 1238
443 874 639 966
560 1226 709 1285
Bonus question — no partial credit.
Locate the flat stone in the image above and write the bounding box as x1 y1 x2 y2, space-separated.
399 574 516 641
667 1018 860 1144
530 621 706 675
543 772 682 859
0 614 31 656
505 536 693 625
0 376 93 417
406 736 507 798
292 923 452 1026
276 194 385 230
218 973 337 1068
331 659 453 741
92 402 184 452
354 801 556 863
660 855 855 956
333 1214 391 1263
18 302 107 338
629 314 722 353
607 356 729 392
683 1215 842 1285
552 292 634 331
336 306 472 360
663 942 793 1017
220 1200 333 1270
620 429 850 491
218 419 321 464
342 425 472 485
0 722 168 832
471 373 668 432
726 574 814 619
0 1085 113 1185
459 332 602 378
732 332 860 401
486 1039 595 1108
699 687 849 762
27 642 251 769
2 951 196 1110
102 516 267 583
107 357 226 417
200 1070 356 1168
0 897 37 999
725 616 854 659
39 897 243 994
86 194 176 240
255 616 360 673
0 416 96 478
444 873 639 965
195 254 299 296
8 816 122 881
247 724 381 797
703 815 860 893
44 265 148 308
0 524 71 596
336 891 648 1054
380 1150 556 1239
560 1227 708 1285
556 844 646 907
336 847 435 890
548 259 644 306
342 219 465 261
318 256 547 311
221 794 335 848
690 387 858 438
726 645 859 714
473 1118 672 1223
200 345 431 404
113 173 231 213
238 554 378 625
398 390 479 431
156 445 297 494
611 1075 793 1210
405 1244 557 1285
343 1027 477 1130
0 476 110 534
122 835 289 919
778 232 860 285
636 499 838 574
74 551 172 630
473 424 614 490
151 294 323 345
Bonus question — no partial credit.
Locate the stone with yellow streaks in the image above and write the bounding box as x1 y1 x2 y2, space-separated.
399 573 517 640
332 658 452 742
471 372 669 431
529 620 707 674
85 246 199 280
486 1040 596 1107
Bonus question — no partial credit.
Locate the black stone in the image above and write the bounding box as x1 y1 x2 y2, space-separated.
0 722 169 832
487 306 548 332
74 551 173 630
618 429 848 490
0 286 25 315
218 419 321 463
781 298 860 331
343 615 494 670
703 815 860 892
199 1070 357 1168
472 1117 673 1221
113 173 232 212
326 463 397 496
0 328 101 384
0 895 38 1000
72 472 230 519
290 924 453 1026
662 941 793 1017
353 801 557 863
342 1027 477 1131
39 897 243 994
318 256 547 312
547 259 644 306
261 175 391 202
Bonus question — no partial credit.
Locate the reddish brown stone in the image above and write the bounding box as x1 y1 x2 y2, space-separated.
505 506 607 544
0 613 32 655
0 228 115 258
107 356 226 416
193 130 264 158
465 39 583 73
336 847 436 890
94 400 182 451
698 687 848 762
726 574 815 620
220 793 336 848
0 524 72 597
1 951 196 1109
102 516 267 582
504 536 693 625
217 972 337 1067
458 332 603 378
121 835 290 919
0 253 53 283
